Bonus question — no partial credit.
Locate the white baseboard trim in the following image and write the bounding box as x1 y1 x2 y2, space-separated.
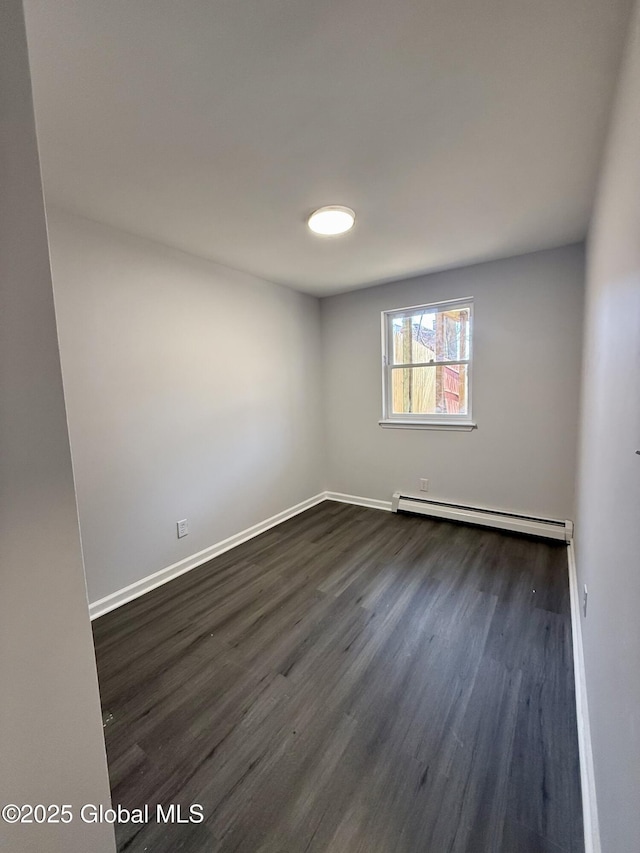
324 491 393 512
567 540 601 853
89 493 326 620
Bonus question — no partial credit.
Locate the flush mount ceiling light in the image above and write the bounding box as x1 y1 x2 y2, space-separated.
307 205 356 236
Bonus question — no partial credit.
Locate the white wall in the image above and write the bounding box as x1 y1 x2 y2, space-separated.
0 3 114 852
576 2 640 850
322 244 585 519
47 209 323 604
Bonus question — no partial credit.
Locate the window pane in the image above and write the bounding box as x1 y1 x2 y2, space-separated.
391 306 470 364
391 364 469 415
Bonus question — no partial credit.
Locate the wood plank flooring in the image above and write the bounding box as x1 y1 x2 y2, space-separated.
92 501 583 853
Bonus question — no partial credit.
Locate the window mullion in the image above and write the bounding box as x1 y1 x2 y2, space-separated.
390 359 470 369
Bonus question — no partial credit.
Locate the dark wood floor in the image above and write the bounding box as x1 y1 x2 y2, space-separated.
93 501 583 853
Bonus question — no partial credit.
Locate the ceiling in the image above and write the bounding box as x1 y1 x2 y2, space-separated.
24 0 631 296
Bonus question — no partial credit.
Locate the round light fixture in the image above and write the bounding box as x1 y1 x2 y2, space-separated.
307 205 355 236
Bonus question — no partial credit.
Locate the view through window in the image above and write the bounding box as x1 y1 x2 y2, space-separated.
382 298 473 423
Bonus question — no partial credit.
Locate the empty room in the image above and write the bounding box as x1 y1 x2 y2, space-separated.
2 0 639 852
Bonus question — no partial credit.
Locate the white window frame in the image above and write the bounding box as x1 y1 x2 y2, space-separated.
379 296 476 431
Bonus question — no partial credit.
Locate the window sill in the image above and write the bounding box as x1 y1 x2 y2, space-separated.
378 419 477 432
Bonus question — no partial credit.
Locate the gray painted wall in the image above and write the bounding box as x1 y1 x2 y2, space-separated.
0 3 115 851
47 210 323 604
576 3 640 850
321 245 585 520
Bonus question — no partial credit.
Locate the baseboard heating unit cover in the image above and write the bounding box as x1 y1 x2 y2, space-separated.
391 493 573 542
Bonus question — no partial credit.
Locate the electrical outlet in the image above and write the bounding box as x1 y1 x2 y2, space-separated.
419 478 429 492
177 519 189 538
583 584 588 617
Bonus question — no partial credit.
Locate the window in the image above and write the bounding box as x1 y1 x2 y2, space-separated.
380 297 475 430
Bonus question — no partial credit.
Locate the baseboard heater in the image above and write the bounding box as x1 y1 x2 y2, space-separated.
391 492 573 542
